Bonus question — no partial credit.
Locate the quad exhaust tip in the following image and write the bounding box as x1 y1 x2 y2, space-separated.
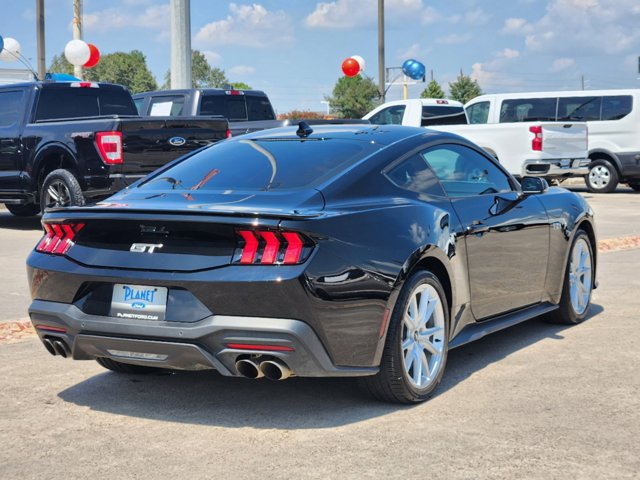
259 359 292 381
235 358 264 379
42 337 71 358
42 338 56 356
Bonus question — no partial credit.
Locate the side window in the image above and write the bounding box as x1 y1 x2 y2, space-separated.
466 101 490 124
500 98 557 122
421 144 512 197
148 96 185 116
601 95 632 121
385 154 445 197
557 96 601 121
368 105 406 125
0 90 24 127
133 97 144 115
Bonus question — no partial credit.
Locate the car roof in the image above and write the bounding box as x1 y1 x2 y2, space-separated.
238 124 454 146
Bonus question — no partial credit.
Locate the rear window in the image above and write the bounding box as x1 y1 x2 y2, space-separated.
421 106 466 126
139 137 379 191
148 95 185 116
200 94 247 120
601 95 632 121
35 87 137 121
499 98 557 122
246 95 275 121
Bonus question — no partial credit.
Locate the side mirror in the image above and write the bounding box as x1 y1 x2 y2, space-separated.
520 176 549 194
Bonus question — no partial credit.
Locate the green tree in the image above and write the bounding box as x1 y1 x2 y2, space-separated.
420 79 445 99
448 71 483 104
231 82 252 90
48 50 157 93
163 49 230 89
326 75 380 118
48 53 74 76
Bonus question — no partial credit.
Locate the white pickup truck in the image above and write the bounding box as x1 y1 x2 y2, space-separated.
363 99 590 180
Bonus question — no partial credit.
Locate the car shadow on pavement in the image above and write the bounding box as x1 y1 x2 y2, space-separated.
57 304 603 429
0 211 42 231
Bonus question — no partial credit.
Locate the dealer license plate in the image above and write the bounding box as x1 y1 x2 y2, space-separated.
110 284 168 321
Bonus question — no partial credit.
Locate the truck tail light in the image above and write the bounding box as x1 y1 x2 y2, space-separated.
529 126 543 151
226 129 232 138
96 131 123 164
36 222 85 255
235 229 312 265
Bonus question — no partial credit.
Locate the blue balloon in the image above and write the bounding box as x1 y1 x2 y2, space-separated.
402 58 426 81
0 35 4 53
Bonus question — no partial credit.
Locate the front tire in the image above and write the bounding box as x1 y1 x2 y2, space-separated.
4 203 40 217
586 159 618 193
547 230 594 324
361 270 449 403
96 357 160 374
40 169 85 212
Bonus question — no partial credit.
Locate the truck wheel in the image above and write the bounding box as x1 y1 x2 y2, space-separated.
586 159 618 193
4 203 40 217
40 169 85 212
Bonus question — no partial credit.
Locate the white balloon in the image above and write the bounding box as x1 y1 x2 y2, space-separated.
351 55 365 72
64 39 90 67
0 37 21 63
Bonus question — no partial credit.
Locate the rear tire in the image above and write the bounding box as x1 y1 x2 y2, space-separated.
586 159 618 193
360 270 449 403
96 357 160 374
547 230 594 324
4 203 40 217
40 169 85 212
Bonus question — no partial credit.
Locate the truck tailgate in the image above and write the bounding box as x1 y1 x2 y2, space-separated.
540 122 588 158
118 117 228 182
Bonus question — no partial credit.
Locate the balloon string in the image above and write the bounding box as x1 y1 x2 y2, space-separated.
1 49 38 80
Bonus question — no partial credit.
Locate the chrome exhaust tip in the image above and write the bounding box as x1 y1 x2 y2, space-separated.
259 359 292 381
42 338 56 356
52 340 70 358
235 358 264 379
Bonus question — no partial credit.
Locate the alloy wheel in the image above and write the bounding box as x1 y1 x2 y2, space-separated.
569 237 592 315
44 180 72 208
401 283 446 388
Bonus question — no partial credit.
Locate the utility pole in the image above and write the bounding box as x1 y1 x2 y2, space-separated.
378 0 385 103
581 74 585 90
170 0 192 89
72 0 83 79
36 0 45 80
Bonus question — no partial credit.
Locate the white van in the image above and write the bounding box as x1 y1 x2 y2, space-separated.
465 90 640 192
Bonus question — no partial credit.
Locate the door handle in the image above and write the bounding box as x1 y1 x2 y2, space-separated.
466 222 489 235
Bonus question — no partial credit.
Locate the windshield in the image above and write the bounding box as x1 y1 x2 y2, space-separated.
138 137 380 192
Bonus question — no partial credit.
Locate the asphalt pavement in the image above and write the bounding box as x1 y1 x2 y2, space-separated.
0 188 639 479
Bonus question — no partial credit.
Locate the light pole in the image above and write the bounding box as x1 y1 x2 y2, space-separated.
36 0 45 80
170 0 192 89
320 100 330 116
378 0 385 102
72 0 83 79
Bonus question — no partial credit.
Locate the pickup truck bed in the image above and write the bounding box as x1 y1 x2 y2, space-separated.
0 81 228 216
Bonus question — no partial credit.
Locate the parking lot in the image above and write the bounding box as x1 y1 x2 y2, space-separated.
1 186 639 479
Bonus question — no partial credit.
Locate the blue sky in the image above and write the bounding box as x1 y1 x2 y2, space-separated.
2 0 640 113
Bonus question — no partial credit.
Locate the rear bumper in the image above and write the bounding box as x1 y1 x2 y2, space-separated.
522 158 590 177
29 299 377 378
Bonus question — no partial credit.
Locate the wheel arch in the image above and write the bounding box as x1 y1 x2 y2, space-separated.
33 145 80 196
575 217 598 282
588 149 622 175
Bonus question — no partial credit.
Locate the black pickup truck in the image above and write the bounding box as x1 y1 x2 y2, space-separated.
0 81 229 216
133 88 284 137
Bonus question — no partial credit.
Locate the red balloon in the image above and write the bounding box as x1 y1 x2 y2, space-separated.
341 57 360 77
84 44 100 68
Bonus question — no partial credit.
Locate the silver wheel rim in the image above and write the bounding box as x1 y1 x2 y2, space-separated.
569 238 592 315
589 165 610 189
44 180 71 208
401 283 446 389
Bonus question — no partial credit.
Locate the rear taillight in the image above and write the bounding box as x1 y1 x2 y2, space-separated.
226 129 232 138
36 222 85 255
529 125 543 151
96 131 123 164
235 229 312 265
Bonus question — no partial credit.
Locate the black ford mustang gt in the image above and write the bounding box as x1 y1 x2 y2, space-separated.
27 124 597 403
